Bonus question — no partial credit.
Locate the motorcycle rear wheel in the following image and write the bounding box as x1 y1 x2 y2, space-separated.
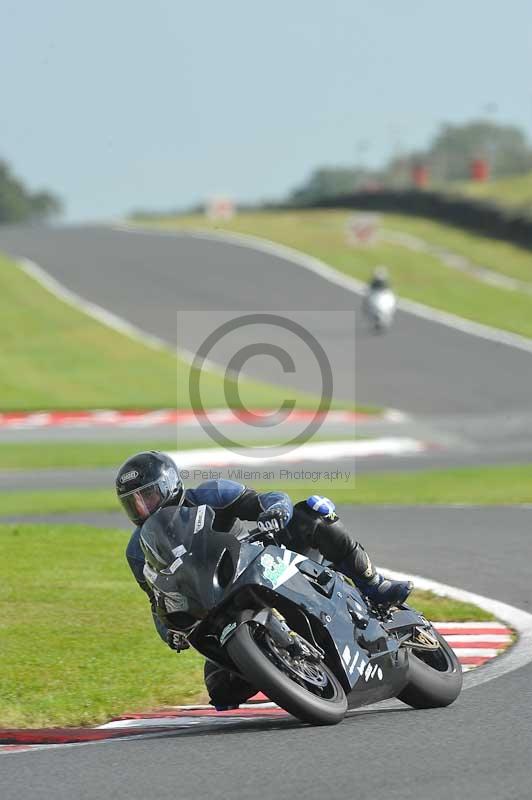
226 620 347 725
397 629 463 709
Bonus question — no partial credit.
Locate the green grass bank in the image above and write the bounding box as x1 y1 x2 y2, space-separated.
0 252 328 413
3 463 532 517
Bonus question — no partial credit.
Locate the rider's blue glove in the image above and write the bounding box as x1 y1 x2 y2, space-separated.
257 503 290 533
306 495 337 520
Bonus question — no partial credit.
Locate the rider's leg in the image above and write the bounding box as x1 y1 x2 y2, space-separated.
204 660 258 711
335 541 412 606
286 498 412 607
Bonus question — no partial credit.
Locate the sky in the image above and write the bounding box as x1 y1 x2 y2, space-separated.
1 1 532 220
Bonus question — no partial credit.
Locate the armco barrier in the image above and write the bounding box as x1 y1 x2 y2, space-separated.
287 190 532 253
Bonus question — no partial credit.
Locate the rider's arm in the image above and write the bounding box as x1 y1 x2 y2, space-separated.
186 479 293 528
125 528 169 643
232 487 293 523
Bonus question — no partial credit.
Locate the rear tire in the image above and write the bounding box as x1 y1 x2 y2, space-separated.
226 621 347 726
398 630 463 709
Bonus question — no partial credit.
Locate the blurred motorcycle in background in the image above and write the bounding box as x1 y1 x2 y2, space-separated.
363 267 397 333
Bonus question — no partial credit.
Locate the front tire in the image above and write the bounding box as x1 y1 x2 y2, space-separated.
398 630 463 709
226 621 347 725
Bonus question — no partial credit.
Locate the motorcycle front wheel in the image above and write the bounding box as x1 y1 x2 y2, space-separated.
397 629 463 709
226 620 347 725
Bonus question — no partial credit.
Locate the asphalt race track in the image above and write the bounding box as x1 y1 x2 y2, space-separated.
2 223 532 415
1 225 532 799
3 223 532 468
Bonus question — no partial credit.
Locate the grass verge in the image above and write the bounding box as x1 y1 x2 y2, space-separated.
0 524 204 727
0 441 180 471
143 210 532 338
0 523 491 727
382 213 532 284
449 172 532 215
407 589 494 622
0 252 330 413
3 463 532 516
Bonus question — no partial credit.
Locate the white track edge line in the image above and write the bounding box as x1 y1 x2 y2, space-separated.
18 258 234 380
380 567 532 689
14 255 400 415
19 258 173 354
114 223 532 356
164 437 427 467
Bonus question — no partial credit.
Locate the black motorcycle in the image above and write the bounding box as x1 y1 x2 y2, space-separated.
142 506 462 726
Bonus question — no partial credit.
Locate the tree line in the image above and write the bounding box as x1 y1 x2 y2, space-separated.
290 120 532 203
0 159 61 223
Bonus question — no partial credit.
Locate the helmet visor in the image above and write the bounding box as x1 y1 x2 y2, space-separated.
119 481 166 525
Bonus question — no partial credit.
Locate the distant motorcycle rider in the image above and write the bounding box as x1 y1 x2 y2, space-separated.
364 266 397 333
367 266 390 293
117 450 412 709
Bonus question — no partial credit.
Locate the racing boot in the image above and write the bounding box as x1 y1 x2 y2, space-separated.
346 544 413 608
299 496 413 609
204 660 257 711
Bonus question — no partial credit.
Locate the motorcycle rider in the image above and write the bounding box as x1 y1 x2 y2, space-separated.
364 266 396 332
118 450 412 709
367 266 390 293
